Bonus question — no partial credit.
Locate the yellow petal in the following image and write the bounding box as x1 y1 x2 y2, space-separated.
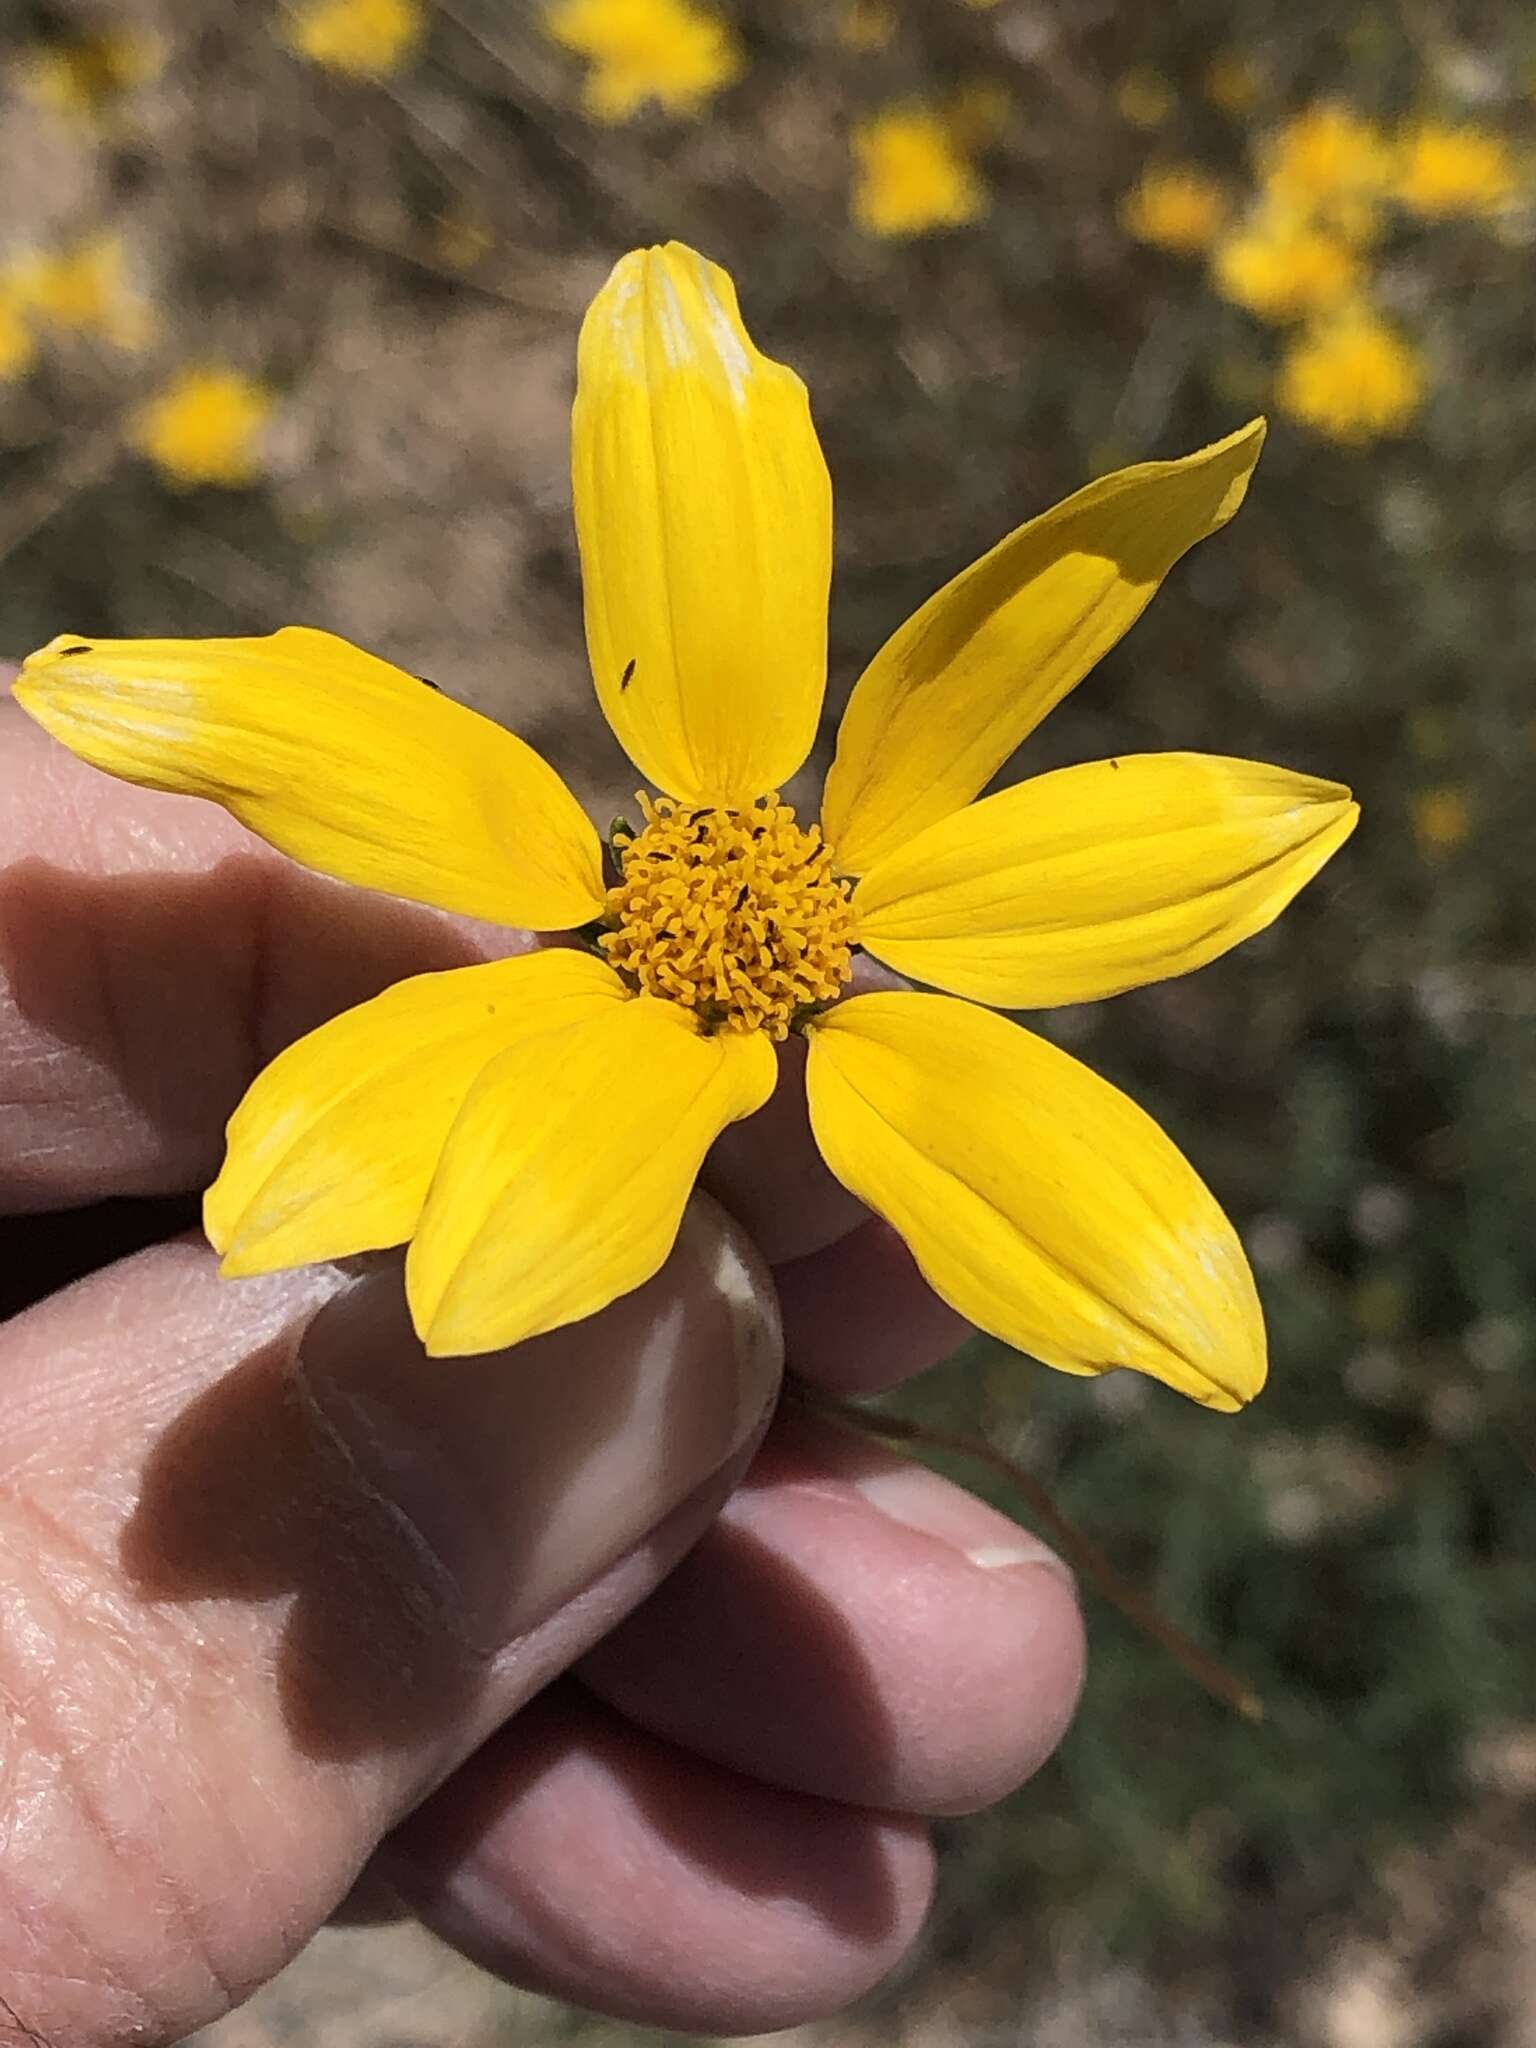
573 243 833 805
208 949 627 1274
855 753 1358 1007
407 996 776 1356
14 628 605 930
821 421 1268 875
805 992 1265 1407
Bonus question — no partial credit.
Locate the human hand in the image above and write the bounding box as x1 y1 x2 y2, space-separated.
0 697 1085 2043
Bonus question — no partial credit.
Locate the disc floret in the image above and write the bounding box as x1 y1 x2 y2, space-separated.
601 793 856 1039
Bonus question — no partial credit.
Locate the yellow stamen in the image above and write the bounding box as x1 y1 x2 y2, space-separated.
602 793 856 1039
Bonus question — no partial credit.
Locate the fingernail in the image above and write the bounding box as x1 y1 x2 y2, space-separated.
295 1193 781 1649
849 1457 1073 1580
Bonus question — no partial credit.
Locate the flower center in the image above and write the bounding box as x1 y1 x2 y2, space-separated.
600 793 857 1040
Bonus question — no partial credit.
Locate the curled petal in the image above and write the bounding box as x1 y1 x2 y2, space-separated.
14 628 605 930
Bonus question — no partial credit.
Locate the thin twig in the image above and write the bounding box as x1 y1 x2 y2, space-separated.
799 1387 1264 1723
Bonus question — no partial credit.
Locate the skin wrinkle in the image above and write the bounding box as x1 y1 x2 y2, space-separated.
0 1582 174 2040
0 1988 50 2048
0 1324 360 2032
285 1346 484 1665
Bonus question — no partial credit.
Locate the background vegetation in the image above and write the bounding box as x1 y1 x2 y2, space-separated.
3 1 1534 2041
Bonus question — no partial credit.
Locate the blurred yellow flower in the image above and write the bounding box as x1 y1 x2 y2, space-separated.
131 367 276 490
1116 68 1174 130
1204 53 1261 116
838 0 896 51
1213 209 1361 323
1411 785 1473 854
1121 165 1230 256
944 79 1011 150
18 235 155 352
1275 310 1424 445
280 0 426 78
15 28 164 126
545 0 743 121
432 210 494 269
852 104 987 237
1261 103 1393 240
0 275 38 383
1394 120 1519 220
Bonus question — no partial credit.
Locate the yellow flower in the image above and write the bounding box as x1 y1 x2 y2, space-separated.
13 244 1358 1402
0 270 39 383
1394 120 1519 220
1411 786 1473 853
130 366 276 489
279 0 426 78
1116 68 1174 130
1204 53 1262 117
432 210 494 269
16 234 155 352
1212 208 1361 323
1260 103 1393 240
852 105 987 237
1275 309 1424 445
14 28 164 126
943 80 1011 150
544 0 743 122
1120 165 1231 257
838 0 896 52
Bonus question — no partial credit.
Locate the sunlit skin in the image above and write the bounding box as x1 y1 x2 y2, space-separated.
15 243 1357 1405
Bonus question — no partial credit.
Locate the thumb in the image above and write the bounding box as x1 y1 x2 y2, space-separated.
0 1194 779 2045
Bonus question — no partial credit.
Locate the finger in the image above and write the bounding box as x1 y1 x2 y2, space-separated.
0 1196 780 2046
0 702 513 1209
384 1684 934 2036
580 1407 1085 1816
702 1034 866 1262
777 1215 973 1392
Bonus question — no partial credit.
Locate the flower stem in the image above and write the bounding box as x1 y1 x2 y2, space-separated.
795 1385 1264 1724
